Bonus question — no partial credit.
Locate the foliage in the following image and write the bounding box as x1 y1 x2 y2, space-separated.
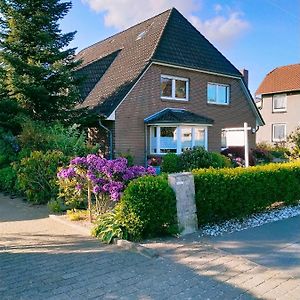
181 147 231 170
161 153 182 173
66 209 89 221
16 150 68 204
116 176 177 241
47 198 68 213
193 162 300 225
18 120 97 157
117 152 134 167
221 146 255 166
0 129 19 168
0 166 17 192
254 142 289 162
288 127 300 159
147 156 162 167
0 0 82 122
0 99 25 134
57 155 155 211
91 212 124 244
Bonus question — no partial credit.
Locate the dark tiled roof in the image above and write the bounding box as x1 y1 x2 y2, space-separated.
153 9 242 77
144 108 214 125
76 8 255 118
75 50 120 101
76 9 171 116
256 64 300 95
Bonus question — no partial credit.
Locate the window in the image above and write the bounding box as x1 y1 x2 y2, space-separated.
207 83 230 105
150 125 207 155
273 94 287 112
272 124 286 142
161 75 189 101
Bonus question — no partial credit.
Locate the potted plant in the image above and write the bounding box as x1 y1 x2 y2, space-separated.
147 156 162 174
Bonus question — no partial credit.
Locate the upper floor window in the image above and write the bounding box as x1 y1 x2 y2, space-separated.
273 94 287 112
207 83 230 105
161 75 189 101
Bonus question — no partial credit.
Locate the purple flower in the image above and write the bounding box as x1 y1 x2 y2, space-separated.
71 157 87 166
75 184 82 190
93 185 101 194
57 167 76 179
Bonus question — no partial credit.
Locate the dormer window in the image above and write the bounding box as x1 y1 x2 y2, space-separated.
273 94 287 112
161 75 189 101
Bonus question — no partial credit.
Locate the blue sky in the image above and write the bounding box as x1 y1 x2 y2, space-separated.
61 0 300 95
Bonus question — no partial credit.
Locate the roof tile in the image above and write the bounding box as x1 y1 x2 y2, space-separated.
256 64 300 95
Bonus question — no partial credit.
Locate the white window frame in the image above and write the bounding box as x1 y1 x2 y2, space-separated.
150 125 208 155
160 75 189 101
272 123 287 142
272 94 287 112
207 82 230 105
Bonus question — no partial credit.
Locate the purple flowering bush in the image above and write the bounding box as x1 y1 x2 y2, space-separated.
57 154 155 214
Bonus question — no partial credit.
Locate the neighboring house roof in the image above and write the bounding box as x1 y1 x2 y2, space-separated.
76 8 263 125
144 108 214 125
256 64 300 95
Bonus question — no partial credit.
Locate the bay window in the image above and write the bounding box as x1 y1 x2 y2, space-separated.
150 125 207 155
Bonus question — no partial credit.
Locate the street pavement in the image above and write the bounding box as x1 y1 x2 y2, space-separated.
1 193 300 299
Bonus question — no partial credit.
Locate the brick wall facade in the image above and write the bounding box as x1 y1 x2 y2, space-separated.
115 64 256 165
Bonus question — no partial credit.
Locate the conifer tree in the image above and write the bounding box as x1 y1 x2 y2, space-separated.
0 0 81 122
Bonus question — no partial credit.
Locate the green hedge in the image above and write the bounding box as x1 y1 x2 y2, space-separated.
0 166 17 192
193 162 300 225
116 176 177 241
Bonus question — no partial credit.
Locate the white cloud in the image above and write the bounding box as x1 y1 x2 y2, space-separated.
82 0 250 49
82 0 199 29
190 12 250 48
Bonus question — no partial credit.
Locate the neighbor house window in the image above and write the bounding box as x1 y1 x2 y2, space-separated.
272 123 286 142
161 75 189 101
273 94 287 112
207 83 230 105
150 125 207 155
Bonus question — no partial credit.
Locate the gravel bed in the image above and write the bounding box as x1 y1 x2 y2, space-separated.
198 202 300 237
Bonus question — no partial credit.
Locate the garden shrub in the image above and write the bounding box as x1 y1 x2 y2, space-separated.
221 146 255 166
57 155 155 212
16 150 68 204
19 120 98 157
161 153 182 173
91 212 124 244
0 166 17 192
193 162 300 225
181 147 231 170
116 176 177 241
0 129 19 168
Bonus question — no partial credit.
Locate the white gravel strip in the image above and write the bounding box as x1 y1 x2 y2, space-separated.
198 202 300 237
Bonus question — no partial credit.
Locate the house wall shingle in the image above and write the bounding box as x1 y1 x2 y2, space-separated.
115 64 256 164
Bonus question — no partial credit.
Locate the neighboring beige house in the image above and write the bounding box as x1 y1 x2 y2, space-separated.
76 8 264 165
256 64 300 144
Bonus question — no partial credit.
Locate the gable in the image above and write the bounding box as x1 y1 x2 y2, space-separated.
152 9 242 78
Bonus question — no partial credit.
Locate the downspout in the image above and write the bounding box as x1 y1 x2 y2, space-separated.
99 118 113 160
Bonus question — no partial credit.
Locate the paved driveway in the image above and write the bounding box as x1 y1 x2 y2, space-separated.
1 193 300 299
205 215 300 278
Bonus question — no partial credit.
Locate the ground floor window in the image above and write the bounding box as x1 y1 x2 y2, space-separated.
150 125 208 154
272 123 286 142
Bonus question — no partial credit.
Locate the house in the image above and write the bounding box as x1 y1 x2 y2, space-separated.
256 64 300 144
76 8 264 165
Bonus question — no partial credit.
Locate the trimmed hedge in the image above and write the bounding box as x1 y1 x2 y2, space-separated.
115 175 177 241
193 162 300 225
